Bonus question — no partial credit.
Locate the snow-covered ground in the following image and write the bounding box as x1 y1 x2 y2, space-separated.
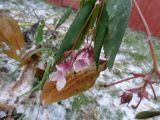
0 0 160 120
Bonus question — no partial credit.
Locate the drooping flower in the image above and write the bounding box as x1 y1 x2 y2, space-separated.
49 60 74 91
49 46 95 91
73 59 88 72
120 92 133 104
73 47 94 72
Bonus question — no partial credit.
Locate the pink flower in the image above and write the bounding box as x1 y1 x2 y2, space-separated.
49 46 95 91
73 59 88 72
49 71 66 91
49 60 74 91
73 47 94 72
56 60 74 74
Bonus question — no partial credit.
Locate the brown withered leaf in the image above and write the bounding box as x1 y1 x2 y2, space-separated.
0 10 25 60
41 61 106 106
11 59 38 98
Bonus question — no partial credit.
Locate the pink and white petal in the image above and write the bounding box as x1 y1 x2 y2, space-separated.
56 64 65 72
56 77 66 91
77 51 93 66
73 59 88 72
49 71 63 81
56 60 73 74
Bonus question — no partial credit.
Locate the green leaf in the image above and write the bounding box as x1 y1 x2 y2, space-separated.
88 2 101 29
75 25 87 49
136 111 160 119
56 7 72 29
35 20 45 44
94 5 108 69
80 0 88 8
76 2 101 50
103 0 131 69
54 0 96 63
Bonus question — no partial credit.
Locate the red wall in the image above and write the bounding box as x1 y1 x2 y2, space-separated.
48 0 160 37
129 0 160 37
63 0 80 10
47 0 63 6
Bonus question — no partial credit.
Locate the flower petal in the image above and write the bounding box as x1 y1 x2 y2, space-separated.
56 60 74 74
73 59 88 72
56 77 66 91
49 71 63 81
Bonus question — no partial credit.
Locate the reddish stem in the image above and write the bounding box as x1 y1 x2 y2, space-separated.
107 76 141 87
133 0 158 71
149 83 157 99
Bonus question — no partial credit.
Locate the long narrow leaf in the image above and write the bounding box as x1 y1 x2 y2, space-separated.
76 2 101 50
94 4 108 69
88 2 100 29
54 0 96 63
103 0 131 69
56 7 72 29
35 20 45 44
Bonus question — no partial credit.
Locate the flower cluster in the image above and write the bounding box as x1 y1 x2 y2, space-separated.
118 72 159 108
49 46 94 91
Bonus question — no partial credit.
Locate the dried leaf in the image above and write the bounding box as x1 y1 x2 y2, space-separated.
0 102 14 112
11 60 38 97
0 11 25 60
41 61 106 106
55 7 72 29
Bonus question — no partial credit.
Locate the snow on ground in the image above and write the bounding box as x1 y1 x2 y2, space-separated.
0 0 160 120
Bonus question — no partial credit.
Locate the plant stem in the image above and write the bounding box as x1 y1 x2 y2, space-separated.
133 0 158 71
149 83 157 99
107 76 140 87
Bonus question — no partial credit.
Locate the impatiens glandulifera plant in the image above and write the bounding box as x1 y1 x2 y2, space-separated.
40 0 131 105
41 46 106 105
0 0 159 119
